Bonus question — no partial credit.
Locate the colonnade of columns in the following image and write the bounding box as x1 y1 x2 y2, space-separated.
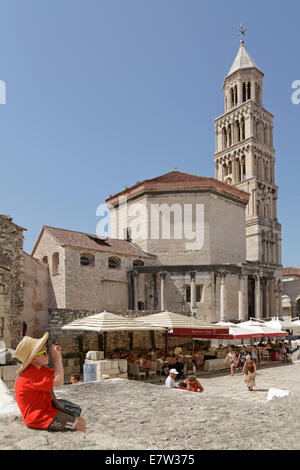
130 270 281 320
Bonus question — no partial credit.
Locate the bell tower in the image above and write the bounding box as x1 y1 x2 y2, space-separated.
214 38 282 269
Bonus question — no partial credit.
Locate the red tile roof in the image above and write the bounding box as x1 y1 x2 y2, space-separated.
31 226 152 259
283 267 300 277
106 171 249 204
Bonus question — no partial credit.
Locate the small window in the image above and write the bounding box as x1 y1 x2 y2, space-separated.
52 252 59 275
42 256 48 264
133 260 144 267
108 257 121 269
80 253 94 266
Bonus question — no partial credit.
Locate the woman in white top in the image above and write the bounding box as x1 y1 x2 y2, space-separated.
224 347 237 376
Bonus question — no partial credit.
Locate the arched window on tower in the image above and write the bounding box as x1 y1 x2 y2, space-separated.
228 124 232 146
263 126 268 145
243 82 247 102
222 128 227 149
247 82 251 100
231 88 234 108
235 120 241 142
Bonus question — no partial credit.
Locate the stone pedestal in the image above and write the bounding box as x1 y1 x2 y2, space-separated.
84 357 128 382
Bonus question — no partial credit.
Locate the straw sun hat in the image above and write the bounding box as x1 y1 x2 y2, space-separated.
14 332 49 375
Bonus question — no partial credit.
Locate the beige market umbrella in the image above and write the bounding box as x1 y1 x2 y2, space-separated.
61 311 165 355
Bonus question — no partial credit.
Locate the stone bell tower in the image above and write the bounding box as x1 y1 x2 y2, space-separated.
213 37 283 317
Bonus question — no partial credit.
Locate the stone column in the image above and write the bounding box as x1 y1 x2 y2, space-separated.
237 79 243 105
255 275 261 319
232 158 237 183
290 298 296 318
190 272 196 316
219 272 227 322
160 272 167 312
265 278 270 318
238 275 247 321
132 271 138 311
251 81 256 101
270 278 275 316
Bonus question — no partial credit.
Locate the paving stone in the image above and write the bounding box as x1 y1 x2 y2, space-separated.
0 362 299 450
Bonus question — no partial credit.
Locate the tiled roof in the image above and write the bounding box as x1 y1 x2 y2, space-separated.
106 170 250 204
32 226 152 259
283 267 300 277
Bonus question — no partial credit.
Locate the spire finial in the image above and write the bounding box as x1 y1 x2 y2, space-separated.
237 22 246 44
173 164 177 171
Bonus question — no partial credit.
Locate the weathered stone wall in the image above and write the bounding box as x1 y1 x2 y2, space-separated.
22 252 49 338
32 229 66 308
0 215 25 348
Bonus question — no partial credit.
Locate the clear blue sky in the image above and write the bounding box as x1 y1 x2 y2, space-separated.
0 0 299 267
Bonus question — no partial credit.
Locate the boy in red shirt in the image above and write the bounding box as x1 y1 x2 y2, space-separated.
14 332 86 432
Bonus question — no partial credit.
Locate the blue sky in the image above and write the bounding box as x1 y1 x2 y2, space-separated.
0 0 299 266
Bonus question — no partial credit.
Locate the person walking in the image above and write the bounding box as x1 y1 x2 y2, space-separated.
251 345 258 368
224 347 237 376
237 345 247 370
242 354 257 391
14 332 86 432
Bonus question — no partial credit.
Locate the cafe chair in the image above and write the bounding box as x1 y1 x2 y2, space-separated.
133 363 146 380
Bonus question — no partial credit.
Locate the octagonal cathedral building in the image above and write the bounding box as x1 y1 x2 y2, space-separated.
107 39 283 322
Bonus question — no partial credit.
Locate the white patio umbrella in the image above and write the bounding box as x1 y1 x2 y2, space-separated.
61 311 165 356
263 318 296 331
215 322 265 339
237 319 288 338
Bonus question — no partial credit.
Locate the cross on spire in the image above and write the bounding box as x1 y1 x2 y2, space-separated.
238 22 246 41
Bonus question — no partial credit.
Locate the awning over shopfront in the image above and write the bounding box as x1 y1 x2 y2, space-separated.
137 311 229 338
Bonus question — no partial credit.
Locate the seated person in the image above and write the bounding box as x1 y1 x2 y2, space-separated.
184 375 204 393
70 374 80 384
177 381 187 390
174 346 182 356
168 355 184 378
165 369 180 389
